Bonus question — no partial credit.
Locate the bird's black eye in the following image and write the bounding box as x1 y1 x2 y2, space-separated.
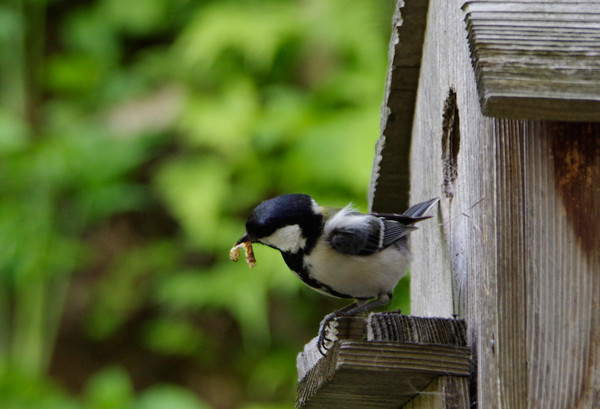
246 200 286 238
245 216 277 240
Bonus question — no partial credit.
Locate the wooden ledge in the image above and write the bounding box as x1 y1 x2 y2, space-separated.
296 313 471 409
462 1 600 121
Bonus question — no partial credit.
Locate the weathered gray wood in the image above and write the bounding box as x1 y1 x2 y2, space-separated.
368 312 467 346
297 341 470 409
521 122 600 408
369 0 430 213
403 376 471 409
463 1 600 121
296 314 471 409
365 2 474 408
403 1 600 408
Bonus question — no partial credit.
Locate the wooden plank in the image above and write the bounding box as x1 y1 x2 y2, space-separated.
462 1 600 121
368 313 467 345
406 1 600 408
297 342 470 409
403 376 471 409
296 314 471 409
407 6 486 409
490 119 528 407
522 122 600 408
369 0 430 213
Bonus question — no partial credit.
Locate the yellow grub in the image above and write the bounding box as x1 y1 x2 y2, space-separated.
229 241 256 268
229 244 242 262
243 241 256 268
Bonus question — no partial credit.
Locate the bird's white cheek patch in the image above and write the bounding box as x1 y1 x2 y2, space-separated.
260 224 306 253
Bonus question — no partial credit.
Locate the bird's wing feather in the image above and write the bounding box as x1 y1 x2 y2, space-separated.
380 220 416 248
325 206 415 255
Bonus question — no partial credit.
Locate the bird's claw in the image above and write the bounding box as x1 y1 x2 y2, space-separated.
317 313 341 356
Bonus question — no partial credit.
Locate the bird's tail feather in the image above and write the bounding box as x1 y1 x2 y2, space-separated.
371 198 439 225
402 198 439 218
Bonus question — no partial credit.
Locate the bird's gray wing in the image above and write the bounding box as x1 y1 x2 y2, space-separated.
327 215 416 256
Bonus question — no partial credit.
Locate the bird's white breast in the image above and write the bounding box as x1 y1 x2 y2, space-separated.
303 238 411 299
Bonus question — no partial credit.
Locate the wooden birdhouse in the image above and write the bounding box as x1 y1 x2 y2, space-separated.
297 1 600 408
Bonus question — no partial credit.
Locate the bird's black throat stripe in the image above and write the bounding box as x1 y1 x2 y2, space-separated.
281 251 353 299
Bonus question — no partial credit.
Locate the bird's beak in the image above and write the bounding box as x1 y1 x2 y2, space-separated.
236 232 252 245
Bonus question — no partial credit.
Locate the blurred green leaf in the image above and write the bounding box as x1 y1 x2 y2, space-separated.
0 367 81 409
176 2 299 75
142 317 204 357
179 77 258 155
246 348 297 400
155 265 270 346
0 109 29 153
86 241 180 339
101 0 171 35
131 385 210 409
155 158 230 249
46 54 104 95
283 107 380 198
390 274 411 315
63 7 119 64
83 367 133 409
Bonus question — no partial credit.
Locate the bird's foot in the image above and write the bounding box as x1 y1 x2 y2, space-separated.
317 312 341 356
316 295 393 356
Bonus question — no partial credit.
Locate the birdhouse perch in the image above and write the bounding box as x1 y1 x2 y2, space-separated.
296 313 472 409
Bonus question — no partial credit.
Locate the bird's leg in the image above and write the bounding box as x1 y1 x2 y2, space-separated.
342 293 391 315
317 293 392 355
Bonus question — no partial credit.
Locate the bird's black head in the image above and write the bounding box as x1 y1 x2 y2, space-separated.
239 193 323 254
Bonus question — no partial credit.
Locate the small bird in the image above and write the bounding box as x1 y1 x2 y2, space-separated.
232 193 438 352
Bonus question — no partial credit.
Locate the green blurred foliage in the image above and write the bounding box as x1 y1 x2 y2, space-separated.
0 0 403 408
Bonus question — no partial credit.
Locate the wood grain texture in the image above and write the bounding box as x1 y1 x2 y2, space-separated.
297 341 470 409
404 0 600 408
368 313 467 346
369 0 430 213
296 314 471 409
522 122 600 408
403 376 471 409
463 1 600 121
